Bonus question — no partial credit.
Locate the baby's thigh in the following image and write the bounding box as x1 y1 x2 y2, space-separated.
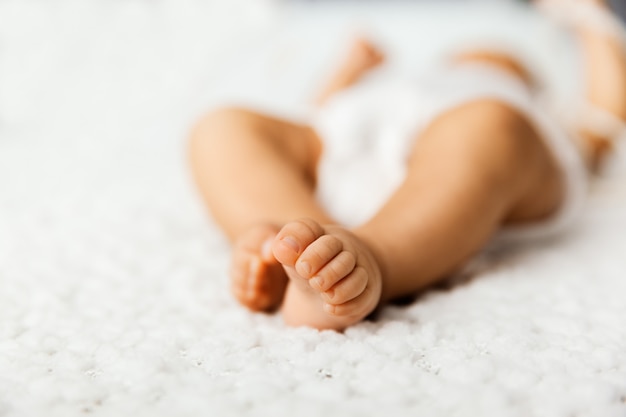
410 99 539 171
409 99 564 221
191 107 322 179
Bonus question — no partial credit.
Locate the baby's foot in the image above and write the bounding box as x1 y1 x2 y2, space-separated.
271 218 383 330
230 224 288 312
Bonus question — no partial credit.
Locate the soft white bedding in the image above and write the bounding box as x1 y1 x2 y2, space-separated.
1 1 625 416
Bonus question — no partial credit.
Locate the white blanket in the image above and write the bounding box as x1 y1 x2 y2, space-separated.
1 1 625 416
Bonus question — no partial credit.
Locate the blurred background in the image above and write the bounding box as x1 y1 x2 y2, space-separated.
0 0 596 135
3 0 624 140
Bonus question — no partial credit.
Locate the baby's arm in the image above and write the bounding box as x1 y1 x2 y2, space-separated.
538 0 626 171
314 37 385 106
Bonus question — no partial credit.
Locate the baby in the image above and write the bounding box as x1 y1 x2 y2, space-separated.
189 0 626 330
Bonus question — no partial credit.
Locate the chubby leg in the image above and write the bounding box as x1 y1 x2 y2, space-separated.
355 100 564 303
189 108 332 311
189 107 330 239
190 85 564 331
265 100 564 330
189 106 384 324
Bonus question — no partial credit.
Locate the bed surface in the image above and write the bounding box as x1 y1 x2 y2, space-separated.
1 1 625 416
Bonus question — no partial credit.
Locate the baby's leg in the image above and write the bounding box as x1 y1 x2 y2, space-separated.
353 100 565 303
189 108 331 239
189 107 385 324
189 108 333 311
271 100 564 330
189 105 563 330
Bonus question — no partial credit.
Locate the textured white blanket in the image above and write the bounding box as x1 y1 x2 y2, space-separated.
1 1 625 416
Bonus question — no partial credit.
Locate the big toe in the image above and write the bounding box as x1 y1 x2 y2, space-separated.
272 218 325 267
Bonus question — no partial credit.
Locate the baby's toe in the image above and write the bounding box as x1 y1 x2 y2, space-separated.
324 284 376 317
229 250 248 292
235 255 278 311
295 234 343 279
308 250 356 291
230 251 258 299
229 224 289 312
321 265 368 305
272 218 325 266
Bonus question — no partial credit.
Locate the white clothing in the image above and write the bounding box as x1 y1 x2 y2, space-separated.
313 63 588 242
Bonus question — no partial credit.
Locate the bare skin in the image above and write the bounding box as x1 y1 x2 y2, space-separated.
315 37 385 107
189 0 626 331
574 0 626 170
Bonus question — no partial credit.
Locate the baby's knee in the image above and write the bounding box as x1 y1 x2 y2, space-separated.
189 107 261 152
460 100 534 146
192 107 258 137
447 99 547 183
